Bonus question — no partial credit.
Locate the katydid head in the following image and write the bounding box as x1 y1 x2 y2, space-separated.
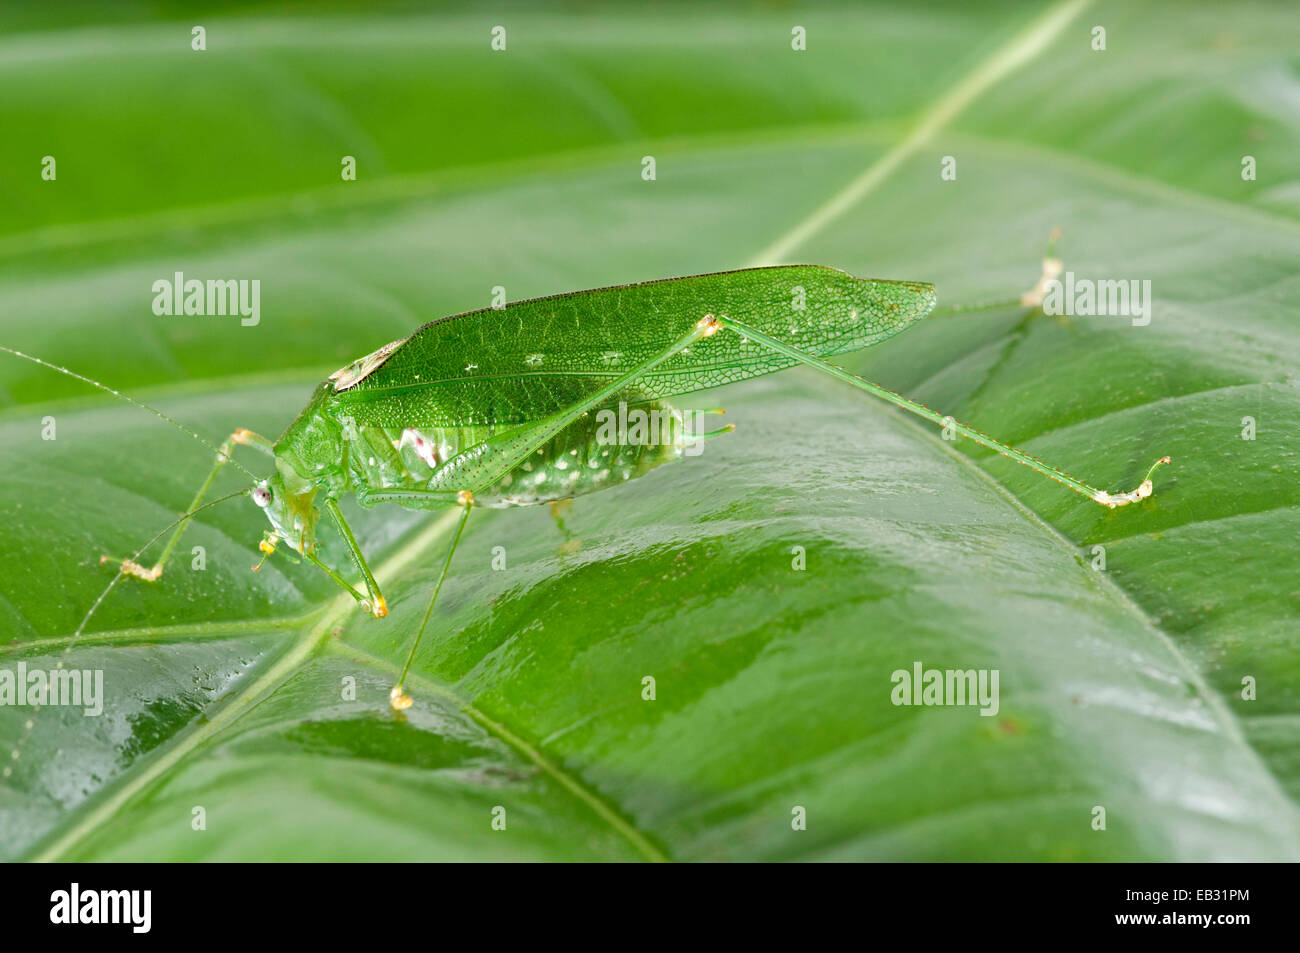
252 470 321 557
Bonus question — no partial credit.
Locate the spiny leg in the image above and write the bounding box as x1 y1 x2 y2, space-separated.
301 498 437 619
102 428 275 580
390 495 473 711
323 498 389 618
718 316 1170 508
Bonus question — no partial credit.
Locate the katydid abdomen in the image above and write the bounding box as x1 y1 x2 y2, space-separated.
346 397 698 509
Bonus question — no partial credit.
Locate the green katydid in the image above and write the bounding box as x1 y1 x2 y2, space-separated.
1 264 1170 712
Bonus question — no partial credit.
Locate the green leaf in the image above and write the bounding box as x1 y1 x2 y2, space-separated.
2 0 1298 861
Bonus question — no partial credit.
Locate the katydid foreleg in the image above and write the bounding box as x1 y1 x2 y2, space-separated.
323 497 391 618
101 427 275 581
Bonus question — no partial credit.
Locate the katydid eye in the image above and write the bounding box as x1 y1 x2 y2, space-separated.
252 484 273 507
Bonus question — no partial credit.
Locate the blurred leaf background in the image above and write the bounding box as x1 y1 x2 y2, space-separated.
0 0 1298 860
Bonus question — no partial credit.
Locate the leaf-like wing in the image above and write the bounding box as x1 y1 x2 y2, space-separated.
330 266 935 426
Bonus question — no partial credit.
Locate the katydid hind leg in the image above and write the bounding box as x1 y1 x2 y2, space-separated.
717 316 1170 508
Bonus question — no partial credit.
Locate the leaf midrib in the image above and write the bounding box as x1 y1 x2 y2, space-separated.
30 506 466 861
332 642 668 862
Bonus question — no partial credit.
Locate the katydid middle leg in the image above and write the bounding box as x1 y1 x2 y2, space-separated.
374 314 724 709
388 498 472 711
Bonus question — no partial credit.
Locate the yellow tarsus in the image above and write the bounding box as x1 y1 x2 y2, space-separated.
100 554 162 582
1020 254 1064 308
1092 456 1173 508
389 685 412 711
251 544 273 573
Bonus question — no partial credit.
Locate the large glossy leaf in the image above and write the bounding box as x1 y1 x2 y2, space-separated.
1 0 1298 861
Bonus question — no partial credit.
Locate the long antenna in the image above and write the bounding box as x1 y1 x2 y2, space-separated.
0 345 260 481
2 488 251 782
